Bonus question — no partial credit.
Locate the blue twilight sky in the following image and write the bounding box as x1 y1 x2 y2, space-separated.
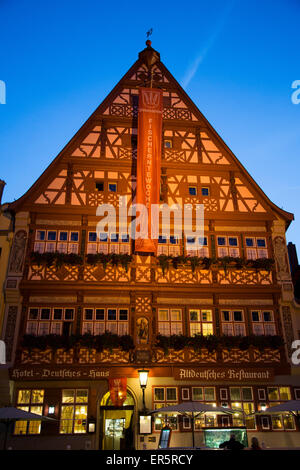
0 0 300 246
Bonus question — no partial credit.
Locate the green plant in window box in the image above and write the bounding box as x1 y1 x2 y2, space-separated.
30 251 83 268
157 254 171 275
188 256 202 273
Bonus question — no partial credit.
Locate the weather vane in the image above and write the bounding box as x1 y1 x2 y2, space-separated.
146 28 153 38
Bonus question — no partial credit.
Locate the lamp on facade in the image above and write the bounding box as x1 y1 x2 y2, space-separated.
138 369 149 412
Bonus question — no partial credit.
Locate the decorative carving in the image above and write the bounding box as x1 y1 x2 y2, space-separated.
4 306 18 362
274 236 290 280
282 306 294 357
136 317 149 344
9 230 27 273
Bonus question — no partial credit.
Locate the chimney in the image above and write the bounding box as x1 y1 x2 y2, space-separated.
0 180 6 204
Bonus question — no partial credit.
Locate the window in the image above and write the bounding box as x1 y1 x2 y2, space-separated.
34 229 79 254
221 310 246 336
95 181 104 191
157 308 183 336
153 387 178 431
164 139 172 149
87 232 130 255
82 307 129 336
201 187 210 197
294 389 300 400
251 310 276 335
192 387 215 401
258 389 266 401
229 387 256 429
268 387 291 401
245 237 268 259
14 389 44 435
60 389 88 434
188 186 197 196
157 235 181 256
181 388 190 400
26 307 74 336
189 309 213 336
108 183 117 192
185 236 209 257
217 236 239 258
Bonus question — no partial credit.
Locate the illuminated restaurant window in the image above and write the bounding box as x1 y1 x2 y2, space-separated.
221 310 246 336
217 236 239 258
82 307 129 336
87 232 130 255
268 387 291 401
34 229 79 254
251 310 276 335
229 387 256 430
153 387 178 431
26 307 74 336
14 389 44 435
189 309 213 336
60 389 88 434
157 308 183 336
245 237 268 260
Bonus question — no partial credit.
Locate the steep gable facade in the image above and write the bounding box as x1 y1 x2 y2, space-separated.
1 42 300 449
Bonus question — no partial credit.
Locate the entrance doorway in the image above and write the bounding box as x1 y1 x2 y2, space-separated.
100 389 135 450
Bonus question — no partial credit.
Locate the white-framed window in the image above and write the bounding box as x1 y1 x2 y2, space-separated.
294 389 300 400
157 308 183 336
220 388 228 401
153 387 178 431
245 237 268 259
158 235 181 256
185 236 209 257
82 307 129 336
26 307 74 336
217 236 239 258
267 387 291 401
181 388 190 400
229 387 256 429
34 229 79 254
189 309 213 336
60 389 88 434
251 310 276 335
87 232 130 255
221 310 246 336
192 387 216 401
258 389 266 401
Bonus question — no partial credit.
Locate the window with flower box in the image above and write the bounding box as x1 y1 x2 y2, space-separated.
221 310 246 336
26 307 74 336
153 387 178 431
185 236 209 257
60 389 88 434
82 307 129 336
245 237 268 260
34 229 79 254
251 310 276 335
87 232 130 255
157 308 183 336
158 235 181 256
189 309 213 336
14 389 44 435
217 236 239 258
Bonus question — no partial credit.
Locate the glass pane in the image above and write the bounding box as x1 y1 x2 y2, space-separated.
230 387 241 401
158 309 169 321
251 311 260 322
166 388 177 401
107 309 117 321
271 415 283 430
31 390 44 404
192 387 203 401
84 309 93 320
202 310 212 322
53 308 63 320
154 388 164 401
190 310 200 321
241 388 252 401
62 390 75 403
222 311 230 322
65 309 74 320
40 308 51 320
268 387 279 401
95 309 105 320
217 237 226 246
59 232 68 241
60 406 74 434
28 308 39 320
202 323 213 336
18 390 31 404
119 309 128 321
76 390 88 403
73 406 87 434
70 232 79 242
204 387 215 401
279 387 291 401
233 311 243 322
228 237 238 246
190 323 201 336
283 414 295 429
47 231 57 241
171 309 182 321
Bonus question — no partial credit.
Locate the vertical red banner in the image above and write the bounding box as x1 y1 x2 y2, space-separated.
135 87 163 253
109 378 127 407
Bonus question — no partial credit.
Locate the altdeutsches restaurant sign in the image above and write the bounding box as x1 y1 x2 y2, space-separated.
175 367 274 382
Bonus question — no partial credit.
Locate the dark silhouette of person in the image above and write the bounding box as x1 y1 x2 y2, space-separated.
219 433 245 450
250 437 261 450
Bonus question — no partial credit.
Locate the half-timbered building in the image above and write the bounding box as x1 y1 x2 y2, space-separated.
1 41 300 450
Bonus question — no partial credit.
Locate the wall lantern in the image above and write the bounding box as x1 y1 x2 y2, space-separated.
88 417 96 433
138 368 149 412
